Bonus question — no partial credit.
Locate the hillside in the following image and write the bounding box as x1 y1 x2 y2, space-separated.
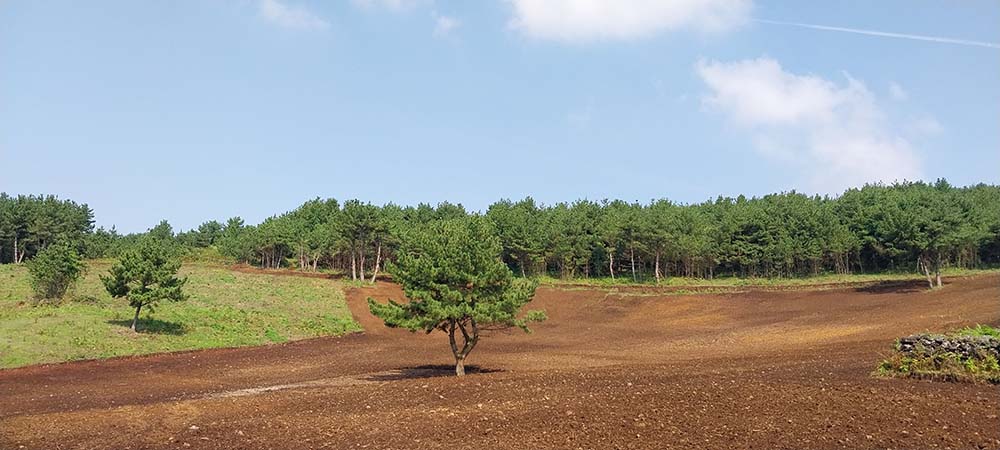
0 262 358 368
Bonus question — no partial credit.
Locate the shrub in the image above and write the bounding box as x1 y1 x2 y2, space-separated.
877 327 1000 384
26 243 84 301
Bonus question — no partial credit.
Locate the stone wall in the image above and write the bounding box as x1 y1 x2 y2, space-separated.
897 334 1000 360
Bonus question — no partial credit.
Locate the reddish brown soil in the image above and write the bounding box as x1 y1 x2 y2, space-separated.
2 275 998 449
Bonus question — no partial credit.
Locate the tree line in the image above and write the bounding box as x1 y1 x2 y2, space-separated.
0 194 95 264
486 180 998 288
3 180 999 287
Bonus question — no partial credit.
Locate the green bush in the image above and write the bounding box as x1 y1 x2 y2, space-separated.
877 326 1000 384
27 244 85 301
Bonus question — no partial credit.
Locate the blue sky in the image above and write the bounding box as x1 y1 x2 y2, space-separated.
2 0 998 233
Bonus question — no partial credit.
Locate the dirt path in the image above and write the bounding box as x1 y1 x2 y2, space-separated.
1 276 998 449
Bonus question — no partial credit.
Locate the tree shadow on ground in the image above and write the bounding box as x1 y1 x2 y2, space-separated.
364 364 502 381
107 319 187 335
854 279 929 294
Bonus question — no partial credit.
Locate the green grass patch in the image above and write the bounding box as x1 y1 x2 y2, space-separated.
955 324 1000 338
0 261 359 369
537 267 1000 290
875 325 1000 384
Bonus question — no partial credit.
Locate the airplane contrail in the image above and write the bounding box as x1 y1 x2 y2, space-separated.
755 19 1000 50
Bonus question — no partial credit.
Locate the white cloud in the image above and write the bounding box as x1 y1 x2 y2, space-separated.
433 13 460 37
889 82 908 101
259 0 329 31
911 116 944 136
352 0 428 12
696 57 923 191
697 58 842 125
507 0 752 42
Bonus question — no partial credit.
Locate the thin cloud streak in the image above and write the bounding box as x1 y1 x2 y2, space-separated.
755 18 1000 50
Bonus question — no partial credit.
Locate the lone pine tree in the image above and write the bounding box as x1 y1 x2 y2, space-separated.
101 238 187 332
368 216 545 376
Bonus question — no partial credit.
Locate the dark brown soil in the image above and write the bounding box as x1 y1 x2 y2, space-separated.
2 275 998 449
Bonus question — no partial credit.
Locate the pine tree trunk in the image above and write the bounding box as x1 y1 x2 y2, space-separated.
370 242 381 283
448 319 478 377
351 250 357 280
448 321 463 376
12 235 18 264
608 250 615 280
131 304 142 332
359 247 366 281
935 252 942 287
920 256 933 289
630 245 636 282
654 251 661 284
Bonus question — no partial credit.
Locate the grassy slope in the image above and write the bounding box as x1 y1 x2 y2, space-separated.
0 261 359 369
538 268 1000 289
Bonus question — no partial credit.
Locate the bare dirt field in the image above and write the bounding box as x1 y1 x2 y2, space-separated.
1 275 998 449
